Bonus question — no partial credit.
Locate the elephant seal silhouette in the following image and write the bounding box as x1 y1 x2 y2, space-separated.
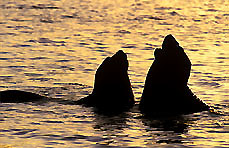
76 50 135 113
0 90 46 103
140 35 209 116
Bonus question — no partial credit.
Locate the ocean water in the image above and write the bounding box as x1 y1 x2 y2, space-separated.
0 0 228 147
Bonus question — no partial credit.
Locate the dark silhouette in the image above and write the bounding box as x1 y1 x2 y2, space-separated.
140 35 209 116
0 90 47 103
0 38 209 117
76 50 135 113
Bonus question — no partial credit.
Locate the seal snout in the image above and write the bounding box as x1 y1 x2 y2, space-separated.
112 50 127 62
115 50 127 58
117 50 125 54
162 34 179 49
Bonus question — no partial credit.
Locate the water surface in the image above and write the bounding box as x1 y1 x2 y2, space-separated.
0 0 228 147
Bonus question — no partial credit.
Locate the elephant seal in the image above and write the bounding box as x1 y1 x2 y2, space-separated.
0 90 46 103
76 50 135 113
140 35 209 116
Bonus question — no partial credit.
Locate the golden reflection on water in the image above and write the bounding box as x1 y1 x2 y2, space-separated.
0 0 228 147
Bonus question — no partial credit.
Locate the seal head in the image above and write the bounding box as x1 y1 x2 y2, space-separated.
77 50 135 114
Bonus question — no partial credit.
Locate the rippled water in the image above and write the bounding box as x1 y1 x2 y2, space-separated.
0 0 228 147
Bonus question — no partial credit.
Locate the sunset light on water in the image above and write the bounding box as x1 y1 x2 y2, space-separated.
0 0 228 147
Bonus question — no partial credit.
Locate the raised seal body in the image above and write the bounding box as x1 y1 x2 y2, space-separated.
140 35 209 116
76 50 135 113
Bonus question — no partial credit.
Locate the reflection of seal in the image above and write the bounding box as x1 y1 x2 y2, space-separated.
140 35 209 116
76 50 135 113
0 90 46 103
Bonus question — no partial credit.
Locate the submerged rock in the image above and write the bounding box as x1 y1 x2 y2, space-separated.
0 90 46 103
76 50 135 113
140 35 209 116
